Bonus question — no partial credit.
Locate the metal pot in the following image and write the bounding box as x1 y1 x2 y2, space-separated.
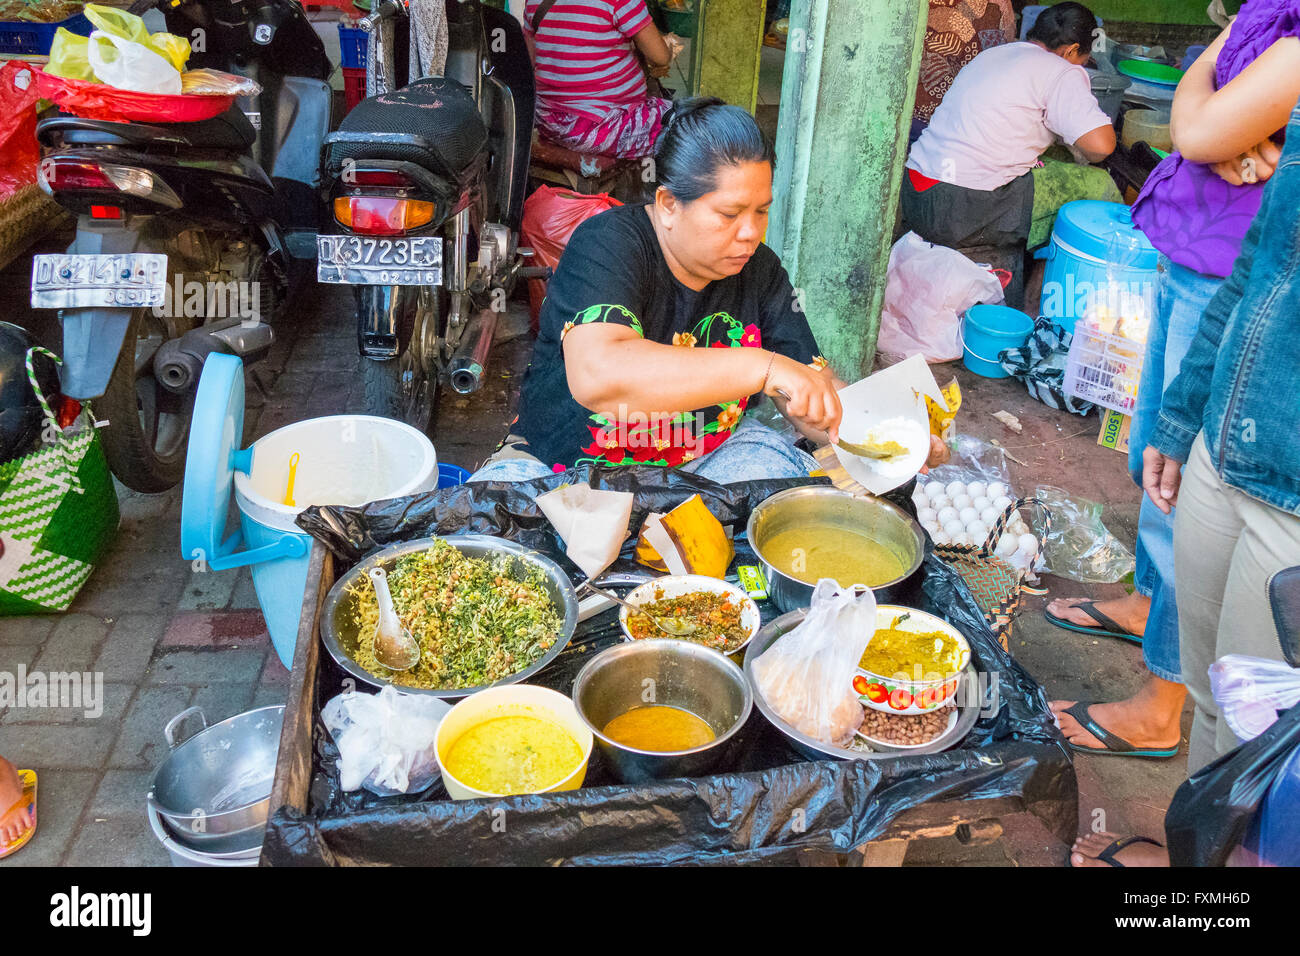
319 535 579 699
745 486 925 614
572 639 752 784
145 705 283 853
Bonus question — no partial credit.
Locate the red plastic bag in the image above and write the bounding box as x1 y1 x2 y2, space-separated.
0 61 41 202
521 185 621 270
33 68 234 123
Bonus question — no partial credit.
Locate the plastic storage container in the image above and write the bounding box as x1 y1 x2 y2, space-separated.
961 304 1034 378
1036 200 1159 334
180 354 438 667
338 23 367 68
1121 107 1171 152
342 65 366 110
1087 68 1131 122
1063 321 1146 414
0 11 90 56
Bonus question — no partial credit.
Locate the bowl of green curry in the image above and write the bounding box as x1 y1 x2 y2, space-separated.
319 535 579 698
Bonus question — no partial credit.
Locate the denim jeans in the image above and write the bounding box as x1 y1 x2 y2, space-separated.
1127 255 1224 682
469 415 819 486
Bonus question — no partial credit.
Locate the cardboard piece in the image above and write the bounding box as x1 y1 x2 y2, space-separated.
1097 408 1131 454
832 354 949 494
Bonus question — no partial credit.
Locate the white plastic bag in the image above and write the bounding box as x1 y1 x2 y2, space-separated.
87 29 182 95
751 580 877 746
321 685 452 796
877 231 1005 364
1210 655 1300 745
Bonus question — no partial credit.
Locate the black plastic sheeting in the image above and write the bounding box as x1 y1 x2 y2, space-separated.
264 465 1076 865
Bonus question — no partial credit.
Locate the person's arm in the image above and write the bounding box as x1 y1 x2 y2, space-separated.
564 325 843 437
1142 170 1269 513
631 21 671 71
1170 32 1300 165
1044 68 1115 163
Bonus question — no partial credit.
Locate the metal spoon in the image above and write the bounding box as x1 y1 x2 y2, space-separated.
581 582 698 637
369 566 420 671
835 437 908 461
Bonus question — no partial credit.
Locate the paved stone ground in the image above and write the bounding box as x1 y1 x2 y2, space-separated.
1 235 1186 866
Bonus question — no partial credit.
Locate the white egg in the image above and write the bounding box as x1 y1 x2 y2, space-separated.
924 482 946 501
1018 533 1039 556
980 506 1001 526
992 494 1013 511
945 480 966 498
952 493 973 510
917 507 937 525
995 533 1019 557
912 492 929 510
967 481 987 499
936 506 959 525
966 520 988 541
944 520 966 538
986 482 1008 500
958 507 979 525
930 495 951 512
972 495 991 512
932 530 951 546
952 532 972 547
1010 517 1028 535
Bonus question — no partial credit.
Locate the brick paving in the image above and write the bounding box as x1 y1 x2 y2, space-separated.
1 238 1189 867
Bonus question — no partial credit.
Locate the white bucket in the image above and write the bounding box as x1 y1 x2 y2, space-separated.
234 415 437 667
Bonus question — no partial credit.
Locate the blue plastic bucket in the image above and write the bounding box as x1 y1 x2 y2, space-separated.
962 304 1034 378
437 463 471 487
1037 200 1159 335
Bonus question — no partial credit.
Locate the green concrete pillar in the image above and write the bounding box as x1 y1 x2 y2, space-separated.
692 0 766 109
768 0 926 378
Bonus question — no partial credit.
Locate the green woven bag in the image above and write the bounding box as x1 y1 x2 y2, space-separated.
0 347 120 615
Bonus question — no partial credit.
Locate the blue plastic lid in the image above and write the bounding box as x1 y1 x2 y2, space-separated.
180 353 251 568
1050 200 1158 271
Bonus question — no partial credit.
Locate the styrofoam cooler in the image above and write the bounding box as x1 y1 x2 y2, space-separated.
181 354 437 667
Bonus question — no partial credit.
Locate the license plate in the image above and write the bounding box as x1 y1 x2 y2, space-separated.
316 235 443 286
31 253 168 309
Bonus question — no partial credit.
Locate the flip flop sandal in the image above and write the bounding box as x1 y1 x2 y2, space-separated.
0 768 36 860
1070 835 1165 868
1045 600 1143 644
1061 702 1179 759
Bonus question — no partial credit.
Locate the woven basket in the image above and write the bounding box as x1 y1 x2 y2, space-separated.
0 184 66 270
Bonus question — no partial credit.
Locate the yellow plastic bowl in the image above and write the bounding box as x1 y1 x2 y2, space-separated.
434 685 593 800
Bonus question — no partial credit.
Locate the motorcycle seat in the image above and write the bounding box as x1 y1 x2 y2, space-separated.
330 76 488 181
41 105 256 153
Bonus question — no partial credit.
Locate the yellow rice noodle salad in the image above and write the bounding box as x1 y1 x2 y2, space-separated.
859 620 964 679
348 540 564 690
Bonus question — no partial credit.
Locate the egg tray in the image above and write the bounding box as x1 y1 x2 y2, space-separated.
931 495 1051 563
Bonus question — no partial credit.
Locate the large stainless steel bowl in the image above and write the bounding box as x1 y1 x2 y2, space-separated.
319 535 579 699
745 486 925 613
572 639 753 784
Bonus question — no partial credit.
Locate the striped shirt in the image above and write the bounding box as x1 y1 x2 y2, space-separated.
525 0 652 120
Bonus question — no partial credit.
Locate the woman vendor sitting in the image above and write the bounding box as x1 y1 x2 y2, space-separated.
523 0 675 159
900 1 1118 307
473 98 846 485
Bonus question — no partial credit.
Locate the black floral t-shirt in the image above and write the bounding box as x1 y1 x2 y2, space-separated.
514 204 824 470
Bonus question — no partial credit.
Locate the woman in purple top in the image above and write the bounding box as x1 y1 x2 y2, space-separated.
1046 2 1300 763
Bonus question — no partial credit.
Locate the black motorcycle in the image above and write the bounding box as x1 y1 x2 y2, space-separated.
29 0 332 491
318 0 539 431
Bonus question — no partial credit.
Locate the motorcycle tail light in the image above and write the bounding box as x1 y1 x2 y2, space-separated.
39 159 115 191
334 197 435 236
345 170 415 188
90 205 123 220
39 158 181 208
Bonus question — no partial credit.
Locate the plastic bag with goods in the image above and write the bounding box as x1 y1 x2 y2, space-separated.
1210 655 1300 747
180 69 261 96
0 61 40 203
520 185 621 271
876 231 1005 364
321 685 452 796
1030 484 1134 583
45 27 94 81
751 580 878 746
48 4 191 94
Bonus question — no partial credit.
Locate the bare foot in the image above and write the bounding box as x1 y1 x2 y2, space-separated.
1071 831 1169 867
0 758 33 845
1046 592 1150 637
1050 698 1182 752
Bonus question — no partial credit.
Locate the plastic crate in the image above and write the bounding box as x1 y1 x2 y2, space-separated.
342 66 365 111
1063 322 1146 415
338 23 367 69
0 11 90 56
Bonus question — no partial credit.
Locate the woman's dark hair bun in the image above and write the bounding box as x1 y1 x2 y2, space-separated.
1026 1 1098 53
653 96 774 202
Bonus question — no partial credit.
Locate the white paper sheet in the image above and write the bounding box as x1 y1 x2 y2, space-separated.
536 483 634 580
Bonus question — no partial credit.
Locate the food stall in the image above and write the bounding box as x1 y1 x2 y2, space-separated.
261 467 1076 866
